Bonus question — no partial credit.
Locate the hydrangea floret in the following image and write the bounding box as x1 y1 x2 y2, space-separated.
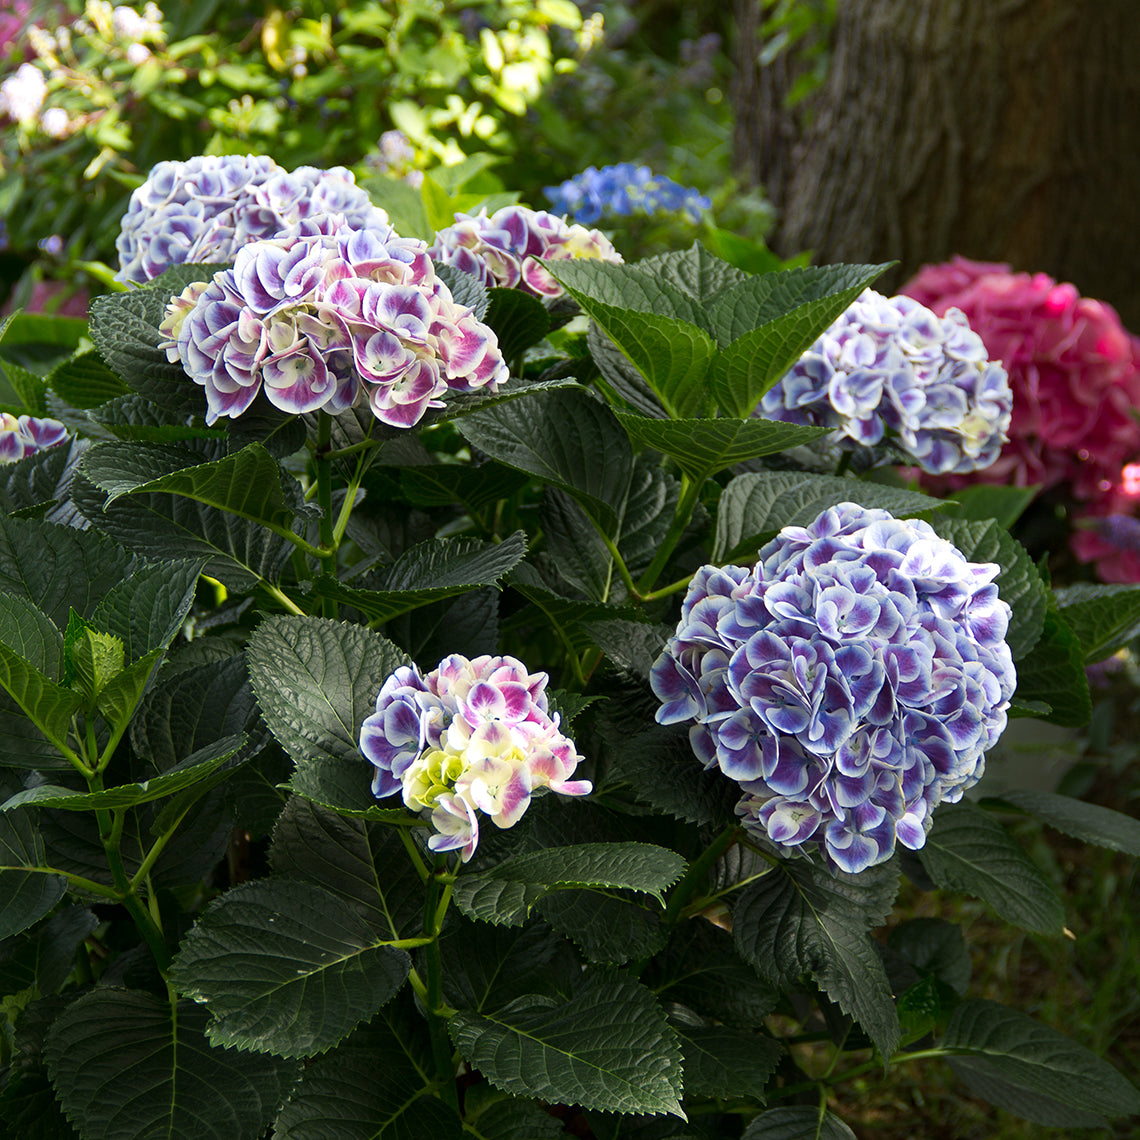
759 289 1012 476
160 216 509 428
0 412 68 463
544 163 711 225
651 503 1015 873
360 653 591 861
902 256 1140 582
429 204 622 300
115 154 392 284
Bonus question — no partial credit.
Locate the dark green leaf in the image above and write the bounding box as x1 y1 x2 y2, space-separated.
246 616 414 816
0 312 88 374
937 484 1039 529
453 842 687 927
0 641 84 750
887 917 971 995
984 789 1140 857
0 593 64 679
616 413 830 482
917 801 1064 935
632 243 751 303
484 287 551 361
714 471 945 561
584 619 670 680
91 556 204 661
741 1107 858 1140
0 905 98 999
0 808 68 939
1053 581 1140 663
541 488 614 602
676 1025 782 1100
87 392 222 443
948 1056 1109 1128
463 1092 566 1140
435 261 490 320
269 796 423 941
1008 604 1091 727
47 350 128 409
44 988 299 1139
733 859 901 1060
538 889 667 964
449 970 685 1117
587 320 668 418
541 258 707 327
0 438 88 525
942 999 1140 1119
398 462 527 512
458 388 633 532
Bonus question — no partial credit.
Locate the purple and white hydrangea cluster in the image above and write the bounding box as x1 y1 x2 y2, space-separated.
115 154 392 285
360 654 591 862
159 216 508 427
651 503 1015 873
429 204 622 300
0 413 68 463
759 290 1012 476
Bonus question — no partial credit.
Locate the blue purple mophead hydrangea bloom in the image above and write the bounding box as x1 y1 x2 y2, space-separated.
760 289 1013 476
543 163 711 226
115 154 391 285
0 413 67 463
429 204 622 300
651 503 1016 874
159 215 508 428
360 654 591 861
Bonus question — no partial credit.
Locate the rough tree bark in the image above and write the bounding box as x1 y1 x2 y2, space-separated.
734 0 1140 327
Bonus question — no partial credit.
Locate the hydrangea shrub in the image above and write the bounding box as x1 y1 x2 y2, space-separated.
1 171 1137 1140
544 162 711 225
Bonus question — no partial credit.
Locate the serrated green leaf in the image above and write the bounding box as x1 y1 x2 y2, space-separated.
434 261 491 320
541 487 613 602
0 438 88 525
62 609 124 708
948 1056 1110 1128
458 388 633 532
44 987 299 1139
72 472 293 592
541 258 708 327
644 919 780 1028
269 797 423 941
0 311 89 374
917 801 1064 935
1 355 49 415
90 556 205 661
0 808 68 939
0 593 64 679
271 1000 466 1139
453 842 687 927
82 440 297 533
714 471 946 561
937 483 1039 529
88 289 209 415
1053 581 1140 663
0 514 135 628
705 263 891 349
1 734 245 812
47 350 128 409
464 1093 566 1140
587 320 668 418
616 412 830 482
484 287 551 361
984 789 1140 857
0 905 98 999
0 641 83 750
449 970 685 1117
886 917 971 995
91 645 166 728
733 859 901 1060
633 242 751 303
87 391 223 443
170 878 410 1056
927 515 1047 662
311 531 527 623
246 615 413 815
1009 605 1091 727
741 1107 858 1140
397 461 527 512
941 999 1140 1119
584 620 670 680
538 889 668 964
676 1025 782 1100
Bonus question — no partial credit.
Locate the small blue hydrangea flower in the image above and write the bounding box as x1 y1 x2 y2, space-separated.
115 154 392 285
759 289 1012 476
651 503 1016 874
544 163 710 226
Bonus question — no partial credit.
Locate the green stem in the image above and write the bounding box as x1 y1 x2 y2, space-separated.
325 438 378 462
399 827 430 883
331 446 373 548
130 807 193 892
316 411 337 618
422 855 459 1107
636 473 703 594
638 573 698 603
598 531 638 600
834 450 853 477
0 864 121 900
263 581 307 616
663 824 740 924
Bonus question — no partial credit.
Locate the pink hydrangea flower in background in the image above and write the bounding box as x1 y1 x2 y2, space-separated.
0 412 68 463
360 653 591 861
902 256 1140 581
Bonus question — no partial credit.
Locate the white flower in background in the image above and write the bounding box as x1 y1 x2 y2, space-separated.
40 106 72 138
126 42 150 64
0 63 47 126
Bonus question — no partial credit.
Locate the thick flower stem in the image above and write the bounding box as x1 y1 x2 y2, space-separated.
663 823 740 925
315 411 337 617
636 474 703 594
422 855 459 1107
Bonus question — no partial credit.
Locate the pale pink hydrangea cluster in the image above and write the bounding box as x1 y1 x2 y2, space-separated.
429 204 622 300
115 154 392 284
0 412 68 463
160 217 508 428
360 654 591 861
902 257 1140 580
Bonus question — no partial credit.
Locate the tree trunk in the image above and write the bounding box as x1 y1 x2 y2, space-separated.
740 0 1140 327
